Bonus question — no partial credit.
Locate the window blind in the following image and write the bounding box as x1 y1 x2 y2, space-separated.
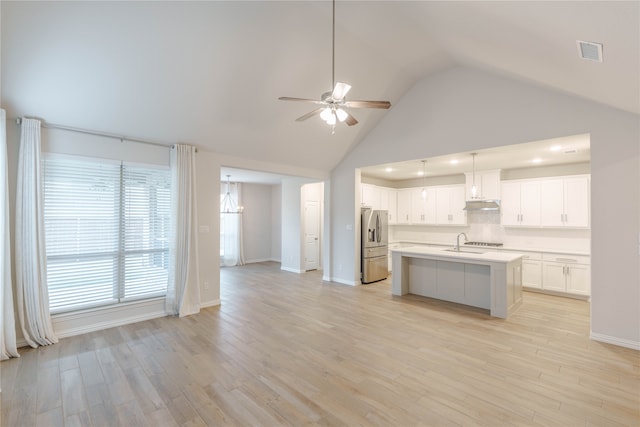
43 156 170 313
122 165 171 301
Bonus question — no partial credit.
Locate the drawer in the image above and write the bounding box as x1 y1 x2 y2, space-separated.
500 250 542 261
542 253 590 264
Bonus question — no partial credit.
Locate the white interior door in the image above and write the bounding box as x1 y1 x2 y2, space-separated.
304 200 320 271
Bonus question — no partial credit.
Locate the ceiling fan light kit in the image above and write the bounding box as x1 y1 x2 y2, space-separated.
279 0 390 130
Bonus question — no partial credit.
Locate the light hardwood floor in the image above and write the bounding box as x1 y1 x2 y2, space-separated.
2 261 639 426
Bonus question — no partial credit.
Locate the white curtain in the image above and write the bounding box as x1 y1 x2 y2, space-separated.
221 182 245 267
15 118 57 348
166 144 200 317
1 109 19 360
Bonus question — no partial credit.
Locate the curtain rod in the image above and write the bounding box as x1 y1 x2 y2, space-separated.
15 117 176 149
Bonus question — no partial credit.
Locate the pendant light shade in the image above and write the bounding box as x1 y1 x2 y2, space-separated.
221 175 244 214
470 153 478 199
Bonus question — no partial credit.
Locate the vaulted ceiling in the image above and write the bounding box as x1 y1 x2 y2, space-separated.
2 1 638 174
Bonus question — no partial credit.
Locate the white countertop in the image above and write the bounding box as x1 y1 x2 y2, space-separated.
392 245 523 263
389 240 589 257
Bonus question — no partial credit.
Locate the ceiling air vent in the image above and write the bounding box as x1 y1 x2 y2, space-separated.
577 40 603 62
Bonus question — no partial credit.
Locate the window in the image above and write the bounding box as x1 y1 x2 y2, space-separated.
43 155 171 313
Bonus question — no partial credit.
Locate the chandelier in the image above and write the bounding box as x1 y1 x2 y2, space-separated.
220 175 243 214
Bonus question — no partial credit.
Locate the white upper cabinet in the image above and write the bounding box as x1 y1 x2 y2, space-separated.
361 183 380 208
540 176 590 228
502 175 590 228
411 188 436 224
383 188 398 224
379 184 464 226
501 180 541 227
361 184 398 224
396 189 412 224
435 185 466 225
464 170 501 200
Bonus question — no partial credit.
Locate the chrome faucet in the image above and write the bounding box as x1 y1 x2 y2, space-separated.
455 233 468 252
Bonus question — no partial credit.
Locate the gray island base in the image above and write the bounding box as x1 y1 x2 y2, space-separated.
391 246 523 318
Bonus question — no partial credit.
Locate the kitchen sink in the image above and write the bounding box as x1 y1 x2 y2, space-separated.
443 248 485 254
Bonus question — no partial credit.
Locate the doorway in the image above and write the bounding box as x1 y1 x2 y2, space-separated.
304 200 320 271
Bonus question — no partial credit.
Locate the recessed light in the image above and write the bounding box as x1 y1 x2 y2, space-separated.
449 159 459 165
550 145 562 152
532 158 542 164
385 167 393 172
417 171 424 176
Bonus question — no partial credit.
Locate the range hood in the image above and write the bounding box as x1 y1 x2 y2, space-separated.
464 199 501 211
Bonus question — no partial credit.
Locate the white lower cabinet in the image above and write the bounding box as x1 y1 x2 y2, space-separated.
522 257 543 289
541 253 590 296
500 249 589 297
500 250 542 289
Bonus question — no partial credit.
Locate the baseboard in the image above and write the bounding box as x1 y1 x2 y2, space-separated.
330 277 360 286
200 299 221 308
52 299 167 339
244 258 272 264
280 266 304 274
322 275 331 282
590 332 640 350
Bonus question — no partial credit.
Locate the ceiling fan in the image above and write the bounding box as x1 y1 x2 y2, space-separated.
278 0 391 129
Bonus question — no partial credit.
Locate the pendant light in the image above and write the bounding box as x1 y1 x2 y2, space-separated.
470 153 478 199
420 160 428 199
221 175 244 214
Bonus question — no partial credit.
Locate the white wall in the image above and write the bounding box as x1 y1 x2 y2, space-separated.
241 183 275 263
330 66 640 348
271 184 282 262
280 178 304 273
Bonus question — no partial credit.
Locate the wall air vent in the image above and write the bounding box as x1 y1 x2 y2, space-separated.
577 40 603 62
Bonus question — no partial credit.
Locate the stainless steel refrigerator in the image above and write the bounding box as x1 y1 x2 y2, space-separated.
361 208 388 284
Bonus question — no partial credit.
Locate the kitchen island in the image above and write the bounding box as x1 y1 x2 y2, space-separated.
391 246 523 318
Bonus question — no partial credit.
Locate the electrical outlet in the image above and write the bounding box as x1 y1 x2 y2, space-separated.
203 281 209 289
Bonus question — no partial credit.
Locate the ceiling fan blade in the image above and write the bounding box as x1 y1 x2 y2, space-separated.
331 82 352 101
279 97 327 105
344 112 358 126
343 100 391 109
295 108 324 122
